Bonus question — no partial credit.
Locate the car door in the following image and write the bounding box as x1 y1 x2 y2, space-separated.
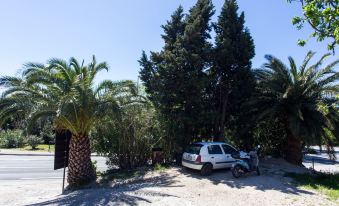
207 144 227 169
221 144 238 167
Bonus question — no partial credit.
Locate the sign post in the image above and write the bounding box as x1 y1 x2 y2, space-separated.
54 130 71 194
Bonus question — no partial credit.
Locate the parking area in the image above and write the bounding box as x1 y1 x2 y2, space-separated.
0 148 337 206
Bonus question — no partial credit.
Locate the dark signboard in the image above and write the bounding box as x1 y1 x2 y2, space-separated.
54 130 71 170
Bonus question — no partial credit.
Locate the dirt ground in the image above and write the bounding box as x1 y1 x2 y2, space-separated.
1 158 337 206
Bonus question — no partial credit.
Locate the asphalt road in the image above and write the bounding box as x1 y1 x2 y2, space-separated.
303 146 339 173
0 154 108 180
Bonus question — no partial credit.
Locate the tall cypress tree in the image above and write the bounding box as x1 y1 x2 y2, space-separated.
211 0 255 141
139 6 185 113
139 6 188 152
140 0 255 151
176 0 214 143
139 1 215 150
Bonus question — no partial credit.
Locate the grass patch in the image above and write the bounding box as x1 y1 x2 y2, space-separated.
16 144 55 152
286 172 339 201
153 163 170 172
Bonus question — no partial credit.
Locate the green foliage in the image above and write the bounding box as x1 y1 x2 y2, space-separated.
153 163 170 172
40 120 54 144
250 51 339 161
0 130 25 148
92 99 161 170
26 135 42 150
288 0 338 51
252 120 286 157
91 160 98 175
297 39 306 47
0 56 135 139
0 56 139 186
286 172 339 201
211 0 255 142
28 144 54 152
139 0 255 153
140 0 215 150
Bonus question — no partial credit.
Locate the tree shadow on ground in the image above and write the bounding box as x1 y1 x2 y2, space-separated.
25 159 324 205
177 160 314 196
26 173 181 206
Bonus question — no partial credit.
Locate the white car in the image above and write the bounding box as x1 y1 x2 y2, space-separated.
182 142 238 176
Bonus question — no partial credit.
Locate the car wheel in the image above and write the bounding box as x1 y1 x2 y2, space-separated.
200 163 213 176
232 165 243 178
256 166 260 176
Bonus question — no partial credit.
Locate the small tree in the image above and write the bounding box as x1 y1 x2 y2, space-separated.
41 120 54 144
92 98 161 170
27 135 42 150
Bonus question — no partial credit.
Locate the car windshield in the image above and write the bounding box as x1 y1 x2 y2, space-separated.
185 144 203 155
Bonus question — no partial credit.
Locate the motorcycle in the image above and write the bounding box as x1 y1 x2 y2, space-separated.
231 145 261 178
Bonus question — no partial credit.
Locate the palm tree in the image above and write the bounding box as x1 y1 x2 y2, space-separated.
251 51 338 165
0 56 136 186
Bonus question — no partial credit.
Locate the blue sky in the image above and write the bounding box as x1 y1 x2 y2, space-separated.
0 0 337 83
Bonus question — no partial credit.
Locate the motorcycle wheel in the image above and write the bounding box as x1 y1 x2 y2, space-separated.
232 165 244 178
256 166 260 176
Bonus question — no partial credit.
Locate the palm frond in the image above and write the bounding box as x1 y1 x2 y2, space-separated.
0 76 23 87
300 51 316 75
307 53 331 73
288 56 298 83
70 57 81 74
48 58 73 85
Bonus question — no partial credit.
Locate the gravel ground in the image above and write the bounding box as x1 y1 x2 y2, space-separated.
1 158 337 206
0 179 61 206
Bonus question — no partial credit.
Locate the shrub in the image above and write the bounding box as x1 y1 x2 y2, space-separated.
92 103 161 170
252 120 286 157
27 135 42 150
0 130 25 148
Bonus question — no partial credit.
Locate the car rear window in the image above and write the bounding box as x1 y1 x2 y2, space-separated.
185 144 203 155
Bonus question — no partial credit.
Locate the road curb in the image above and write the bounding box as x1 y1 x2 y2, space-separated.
0 153 54 156
0 152 101 157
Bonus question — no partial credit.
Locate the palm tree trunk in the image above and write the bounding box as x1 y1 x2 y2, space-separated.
67 134 96 187
284 132 303 165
